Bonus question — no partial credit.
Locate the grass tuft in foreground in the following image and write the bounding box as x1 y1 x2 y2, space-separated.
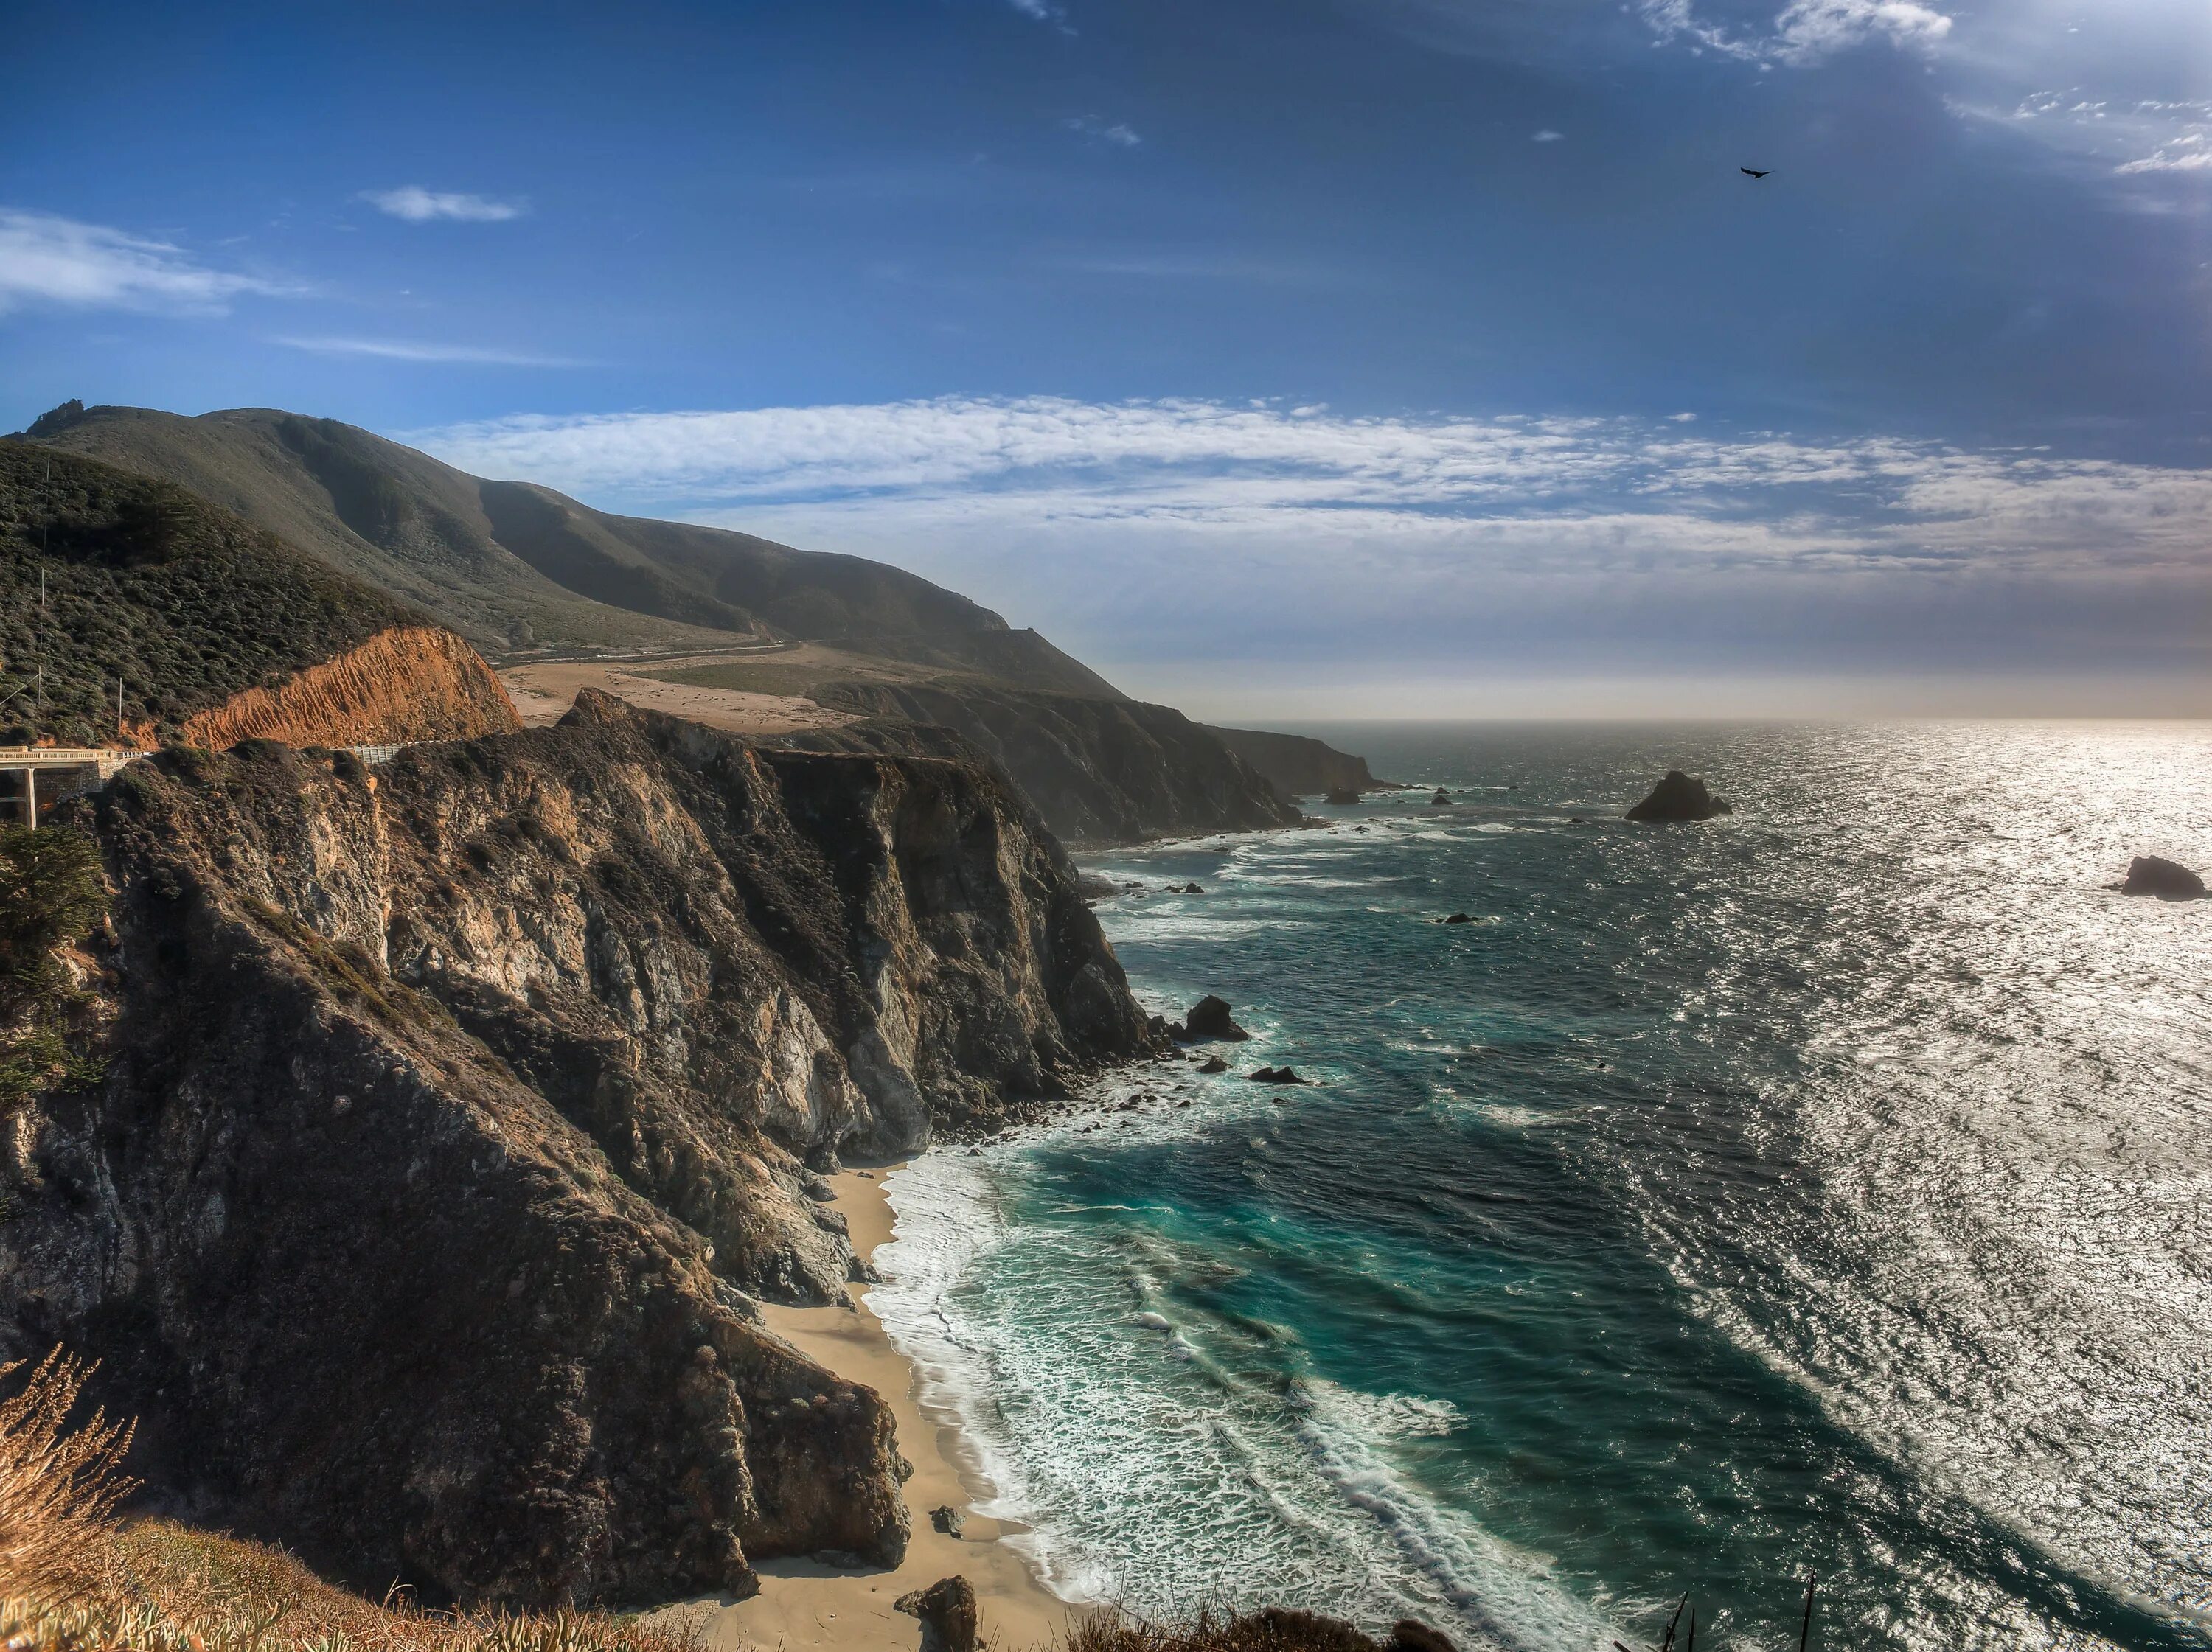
0 1348 704 1652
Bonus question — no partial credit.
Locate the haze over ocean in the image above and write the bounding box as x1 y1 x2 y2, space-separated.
870 722 2212 1652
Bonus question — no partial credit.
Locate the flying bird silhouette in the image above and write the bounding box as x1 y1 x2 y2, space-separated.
1741 167 1771 178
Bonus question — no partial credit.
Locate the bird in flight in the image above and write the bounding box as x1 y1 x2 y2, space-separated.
1741 167 1772 178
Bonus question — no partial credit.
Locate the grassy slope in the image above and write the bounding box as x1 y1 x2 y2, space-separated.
27 405 1118 694
0 442 425 745
26 406 734 655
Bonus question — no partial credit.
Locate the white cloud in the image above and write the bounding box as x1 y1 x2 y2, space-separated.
273 335 586 366
405 395 2212 585
1668 411 1698 422
1532 129 1565 142
1770 0 1950 64
1065 116 1142 147
360 187 526 223
2118 133 2212 175
1638 0 1951 65
0 209 293 316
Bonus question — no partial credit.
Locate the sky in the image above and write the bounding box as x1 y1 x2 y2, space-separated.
2 0 2208 719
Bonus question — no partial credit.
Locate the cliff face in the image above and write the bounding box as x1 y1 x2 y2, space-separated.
0 691 1150 1606
178 624 522 750
1206 727 1401 798
813 682 1303 847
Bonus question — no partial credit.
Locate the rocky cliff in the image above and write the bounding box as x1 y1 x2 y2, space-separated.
178 624 521 749
813 681 1302 846
1206 726 1401 799
0 691 1152 1606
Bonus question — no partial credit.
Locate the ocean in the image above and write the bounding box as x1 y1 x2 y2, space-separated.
866 722 2212 1652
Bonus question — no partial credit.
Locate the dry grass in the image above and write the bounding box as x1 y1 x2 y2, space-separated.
0 1349 706 1652
1063 1608 1392 1652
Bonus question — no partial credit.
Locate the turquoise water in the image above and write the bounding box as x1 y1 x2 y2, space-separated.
869 723 2212 1651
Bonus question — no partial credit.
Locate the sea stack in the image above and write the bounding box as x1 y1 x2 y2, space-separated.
1626 770 1732 822
2121 856 2206 899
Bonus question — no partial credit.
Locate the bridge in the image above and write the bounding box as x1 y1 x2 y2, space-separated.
0 743 415 827
0 747 148 827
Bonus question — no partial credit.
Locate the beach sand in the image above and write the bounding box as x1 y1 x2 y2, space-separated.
668 1165 1077 1652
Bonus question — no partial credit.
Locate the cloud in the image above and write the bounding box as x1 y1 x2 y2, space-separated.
1769 0 1950 64
1637 0 1951 66
1064 116 1142 147
272 335 588 366
2117 134 2212 175
1532 129 1565 142
1668 411 1698 422
0 209 293 316
360 187 526 223
405 395 2212 585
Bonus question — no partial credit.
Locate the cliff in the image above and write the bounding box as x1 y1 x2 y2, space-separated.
811 681 1303 846
0 691 1152 1606
1207 726 1402 798
178 624 521 749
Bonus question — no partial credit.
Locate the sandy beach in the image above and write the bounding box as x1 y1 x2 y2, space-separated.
670 1165 1077 1652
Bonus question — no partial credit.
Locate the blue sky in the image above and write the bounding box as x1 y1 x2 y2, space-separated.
4 0 2208 717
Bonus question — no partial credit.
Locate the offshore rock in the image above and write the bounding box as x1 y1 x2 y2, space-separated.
2121 856 2206 899
1 690 1149 1606
1180 995 1251 1042
1625 770 1733 822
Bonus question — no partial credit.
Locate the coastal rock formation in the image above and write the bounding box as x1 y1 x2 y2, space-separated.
813 680 1300 848
1179 995 1251 1042
1206 726 1400 800
895 1576 979 1652
1 692 1151 1606
1625 771 1733 822
2121 856 2206 899
1326 786 1362 805
178 624 519 749
1430 789 1453 806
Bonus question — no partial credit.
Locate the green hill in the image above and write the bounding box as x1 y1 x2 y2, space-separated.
24 403 1117 694
0 442 424 745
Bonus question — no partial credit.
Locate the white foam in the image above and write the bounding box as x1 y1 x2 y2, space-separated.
867 1144 1627 1652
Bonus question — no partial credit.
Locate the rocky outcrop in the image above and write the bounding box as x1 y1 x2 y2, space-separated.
1 691 1150 1607
1177 995 1250 1042
178 625 521 750
1625 771 1732 822
1206 727 1399 800
2121 856 2205 899
813 682 1301 847
896 1575 979 1652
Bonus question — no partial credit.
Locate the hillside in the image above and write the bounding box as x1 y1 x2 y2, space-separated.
22 402 1115 693
0 442 511 748
18 400 1387 846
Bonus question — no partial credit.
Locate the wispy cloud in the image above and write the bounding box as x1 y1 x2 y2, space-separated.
273 335 588 367
1532 129 1565 142
1064 115 1142 148
360 187 526 223
0 209 294 316
1638 0 1951 66
406 395 2212 582
1970 92 2212 189
2117 133 2212 175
